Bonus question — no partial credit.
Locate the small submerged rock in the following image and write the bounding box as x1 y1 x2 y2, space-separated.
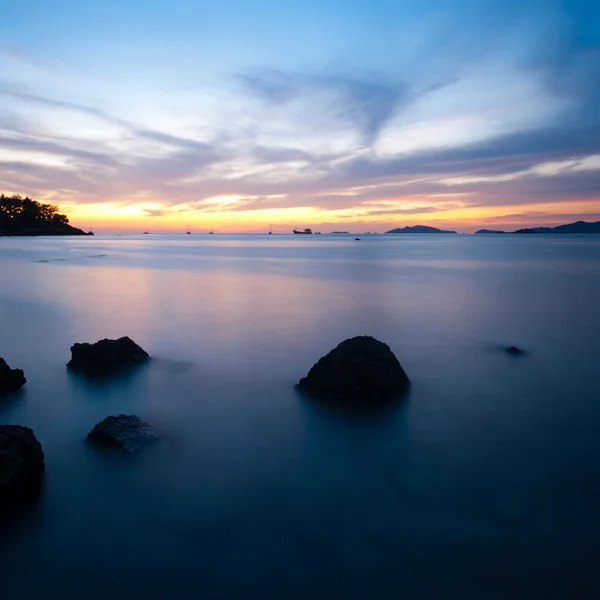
0 425 45 514
67 336 149 376
0 358 26 397
87 415 160 453
506 346 525 355
297 336 410 404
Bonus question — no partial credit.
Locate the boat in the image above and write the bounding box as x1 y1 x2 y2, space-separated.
293 228 312 234
186 231 191 234
142 231 150 235
209 230 215 235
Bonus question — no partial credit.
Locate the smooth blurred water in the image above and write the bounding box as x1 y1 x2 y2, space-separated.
1 233 599 599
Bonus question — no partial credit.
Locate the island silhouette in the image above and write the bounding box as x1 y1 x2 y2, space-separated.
386 225 457 234
475 221 600 234
0 194 92 236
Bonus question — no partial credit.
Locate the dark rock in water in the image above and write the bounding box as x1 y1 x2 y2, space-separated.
0 358 26 397
0 425 45 514
506 346 525 355
87 415 160 453
297 336 410 404
67 336 149 376
355 237 361 240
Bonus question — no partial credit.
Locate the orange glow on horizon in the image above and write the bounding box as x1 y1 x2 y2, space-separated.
61 196 600 234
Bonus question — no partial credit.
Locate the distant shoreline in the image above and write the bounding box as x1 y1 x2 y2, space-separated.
5 231 597 237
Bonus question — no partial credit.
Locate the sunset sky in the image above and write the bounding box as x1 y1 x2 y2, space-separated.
1 0 599 233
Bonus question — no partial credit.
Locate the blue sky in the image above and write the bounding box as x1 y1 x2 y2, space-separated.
1 0 599 231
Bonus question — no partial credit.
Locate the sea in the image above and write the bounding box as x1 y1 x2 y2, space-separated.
1 233 599 599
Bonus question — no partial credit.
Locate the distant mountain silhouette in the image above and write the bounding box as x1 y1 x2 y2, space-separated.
550 221 600 233
0 194 92 236
475 221 600 234
386 225 457 234
514 227 555 234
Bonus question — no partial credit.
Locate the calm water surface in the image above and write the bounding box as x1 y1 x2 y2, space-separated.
1 234 599 599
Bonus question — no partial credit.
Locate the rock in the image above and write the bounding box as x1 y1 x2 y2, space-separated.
297 336 410 404
67 336 149 376
506 346 524 355
355 237 361 241
0 358 26 397
0 425 45 514
87 415 160 453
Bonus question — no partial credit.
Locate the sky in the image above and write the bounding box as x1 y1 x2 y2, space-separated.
1 0 599 233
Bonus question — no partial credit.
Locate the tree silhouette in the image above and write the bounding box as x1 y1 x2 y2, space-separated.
0 194 85 235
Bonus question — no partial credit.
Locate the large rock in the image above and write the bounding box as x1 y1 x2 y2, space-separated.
297 336 410 404
0 425 45 514
87 415 160 453
0 358 26 397
67 336 149 376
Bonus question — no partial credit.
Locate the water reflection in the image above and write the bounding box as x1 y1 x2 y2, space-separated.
0 235 599 598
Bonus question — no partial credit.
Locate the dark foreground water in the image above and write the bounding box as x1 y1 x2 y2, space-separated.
1 233 599 599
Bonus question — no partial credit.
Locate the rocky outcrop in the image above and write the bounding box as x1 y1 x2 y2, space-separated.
87 415 160 453
0 425 45 514
0 358 26 397
67 337 149 376
297 336 410 404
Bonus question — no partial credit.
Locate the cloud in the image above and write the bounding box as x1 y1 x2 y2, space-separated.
238 69 405 143
439 154 600 185
142 208 168 217
0 84 215 153
353 205 452 217
0 135 119 167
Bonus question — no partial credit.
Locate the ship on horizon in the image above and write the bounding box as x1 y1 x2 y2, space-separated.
293 228 312 234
